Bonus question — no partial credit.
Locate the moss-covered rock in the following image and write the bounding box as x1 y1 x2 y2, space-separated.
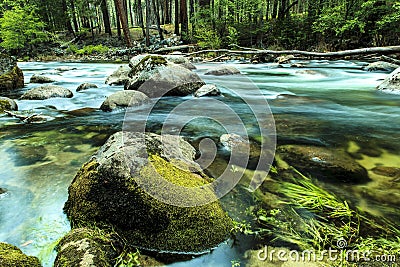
125 55 205 97
21 85 73 100
54 228 121 267
64 131 232 254
0 54 24 92
276 144 370 183
0 242 42 267
0 97 18 112
100 90 150 111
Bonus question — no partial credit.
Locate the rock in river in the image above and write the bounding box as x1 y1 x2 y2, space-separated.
29 74 55 84
0 242 42 267
363 61 399 72
0 54 24 92
105 65 130 86
205 66 241 76
64 131 232 253
125 55 205 97
76 83 98 92
276 144 370 183
194 84 221 97
100 90 150 111
21 85 73 100
0 97 18 112
377 67 400 94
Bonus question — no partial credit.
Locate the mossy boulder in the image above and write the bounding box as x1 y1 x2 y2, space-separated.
377 67 400 94
0 54 24 92
21 85 73 100
54 228 121 267
105 65 130 86
0 97 18 112
29 74 55 84
100 90 150 111
125 55 205 97
0 242 42 267
276 144 370 183
64 131 232 253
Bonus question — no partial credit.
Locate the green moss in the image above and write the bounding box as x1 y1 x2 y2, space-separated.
0 65 24 91
65 154 233 253
0 99 12 112
131 55 168 75
0 242 42 267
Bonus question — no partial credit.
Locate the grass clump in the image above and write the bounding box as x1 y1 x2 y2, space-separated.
75 44 109 55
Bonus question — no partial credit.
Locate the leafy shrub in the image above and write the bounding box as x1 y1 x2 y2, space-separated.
76 44 109 55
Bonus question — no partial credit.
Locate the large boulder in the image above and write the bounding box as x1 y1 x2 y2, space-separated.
105 65 130 86
21 85 73 100
0 97 18 112
64 131 232 253
377 67 400 93
125 55 205 97
205 66 241 76
276 145 369 183
100 90 150 111
29 74 55 84
54 228 120 267
364 61 399 72
0 54 24 92
0 242 42 267
164 54 196 70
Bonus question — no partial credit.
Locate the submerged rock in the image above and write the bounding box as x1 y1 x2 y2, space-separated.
377 67 400 94
29 74 55 84
76 83 98 92
64 131 232 253
54 228 120 267
21 85 73 100
0 97 18 112
100 90 150 111
125 55 205 97
0 242 42 267
220 133 249 152
105 65 130 86
276 144 369 183
205 66 241 76
371 166 400 180
0 54 24 92
364 61 399 72
194 84 221 97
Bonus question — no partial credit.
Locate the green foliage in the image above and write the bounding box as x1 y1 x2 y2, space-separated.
0 5 49 50
76 45 109 55
66 44 79 54
115 249 141 267
194 24 221 49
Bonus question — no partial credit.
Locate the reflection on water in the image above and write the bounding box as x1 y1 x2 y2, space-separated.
0 60 399 266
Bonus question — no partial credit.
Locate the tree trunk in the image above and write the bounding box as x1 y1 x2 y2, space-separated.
101 0 112 36
146 0 151 46
180 0 188 41
174 0 179 35
114 0 122 37
137 0 146 38
62 0 75 35
115 0 133 47
152 0 165 40
69 0 79 32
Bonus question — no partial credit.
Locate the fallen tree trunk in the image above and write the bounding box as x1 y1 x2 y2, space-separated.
184 46 400 59
380 55 400 65
153 45 194 53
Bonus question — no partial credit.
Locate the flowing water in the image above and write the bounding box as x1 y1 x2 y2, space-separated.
0 60 399 266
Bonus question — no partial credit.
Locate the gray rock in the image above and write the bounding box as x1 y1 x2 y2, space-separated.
276 55 295 64
128 54 149 69
54 228 120 267
194 84 221 97
76 83 98 92
55 66 77 72
21 85 73 100
220 133 249 152
30 74 55 84
64 131 232 253
125 55 205 97
0 54 24 92
205 66 241 76
165 54 196 70
100 90 150 111
364 61 399 72
376 67 400 94
276 145 370 183
0 97 18 112
105 65 130 86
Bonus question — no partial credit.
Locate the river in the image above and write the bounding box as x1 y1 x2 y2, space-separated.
0 60 399 266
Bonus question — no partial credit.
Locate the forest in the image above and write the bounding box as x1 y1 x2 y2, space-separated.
0 0 399 55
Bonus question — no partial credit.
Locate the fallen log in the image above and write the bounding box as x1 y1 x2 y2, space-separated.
380 55 400 65
153 45 195 54
4 110 51 124
184 46 400 59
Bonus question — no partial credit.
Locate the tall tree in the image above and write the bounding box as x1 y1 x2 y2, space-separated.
174 0 179 34
115 0 133 46
152 0 164 40
145 0 151 46
101 0 112 36
180 0 188 40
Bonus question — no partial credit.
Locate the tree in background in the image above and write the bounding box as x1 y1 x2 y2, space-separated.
0 4 49 50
